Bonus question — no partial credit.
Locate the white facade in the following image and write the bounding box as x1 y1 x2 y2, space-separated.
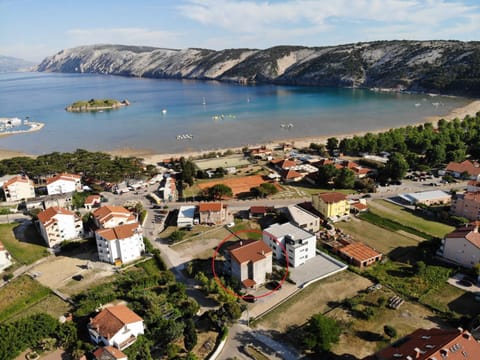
2 175 35 202
286 204 320 233
46 174 82 195
177 206 196 227
263 222 317 267
95 223 145 265
37 207 83 248
0 242 12 272
439 226 480 268
93 206 137 229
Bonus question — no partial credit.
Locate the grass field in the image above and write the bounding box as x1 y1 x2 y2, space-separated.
7 295 70 322
336 218 422 255
0 275 52 322
0 223 48 266
368 200 454 238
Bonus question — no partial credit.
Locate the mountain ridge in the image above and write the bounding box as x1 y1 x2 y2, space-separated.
37 41 480 96
0 55 36 72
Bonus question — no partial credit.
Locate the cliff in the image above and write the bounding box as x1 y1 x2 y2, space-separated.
37 41 480 96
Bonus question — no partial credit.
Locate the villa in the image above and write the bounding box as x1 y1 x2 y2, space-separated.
46 173 82 195
85 195 102 210
95 222 144 265
93 206 137 229
37 206 83 248
2 174 35 202
88 304 144 351
312 192 350 221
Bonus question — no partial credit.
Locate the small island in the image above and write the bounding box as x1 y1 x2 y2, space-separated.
65 98 130 112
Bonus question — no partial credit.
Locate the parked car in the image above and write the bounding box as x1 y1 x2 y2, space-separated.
267 280 282 290
242 294 257 303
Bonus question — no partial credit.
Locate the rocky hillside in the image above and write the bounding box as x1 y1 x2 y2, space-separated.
37 41 480 96
0 55 36 72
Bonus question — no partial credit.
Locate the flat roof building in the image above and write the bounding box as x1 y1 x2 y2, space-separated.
399 190 451 206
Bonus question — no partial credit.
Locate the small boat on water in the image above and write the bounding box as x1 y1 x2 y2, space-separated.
414 103 421 107
202 97 206 105
162 109 167 114
280 123 294 129
176 134 193 140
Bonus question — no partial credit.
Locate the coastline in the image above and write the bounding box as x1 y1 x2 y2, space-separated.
0 100 479 164
0 121 45 139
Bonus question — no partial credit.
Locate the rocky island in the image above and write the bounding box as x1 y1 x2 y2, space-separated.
65 98 130 112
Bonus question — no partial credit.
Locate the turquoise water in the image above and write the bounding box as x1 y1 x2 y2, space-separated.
0 72 470 154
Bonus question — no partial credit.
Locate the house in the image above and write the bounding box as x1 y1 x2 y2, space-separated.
95 222 144 266
225 239 272 288
37 207 83 248
312 192 350 221
249 206 274 219
88 304 144 351
286 204 320 233
93 346 127 360
438 224 480 268
85 195 102 210
26 193 73 211
2 175 35 202
46 173 82 195
248 146 272 159
337 242 382 268
159 175 177 202
350 199 369 214
444 160 480 179
451 192 480 221
363 327 480 360
280 168 304 183
198 202 231 225
399 190 451 206
0 241 12 272
271 158 297 172
93 206 137 229
263 222 316 267
177 206 196 227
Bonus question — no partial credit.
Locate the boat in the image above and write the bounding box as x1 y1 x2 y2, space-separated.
176 133 193 140
202 97 206 105
162 109 167 114
414 103 421 107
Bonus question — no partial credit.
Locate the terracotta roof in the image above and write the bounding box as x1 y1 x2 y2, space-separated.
85 195 101 205
198 202 223 212
282 169 303 180
366 328 480 360
463 191 480 202
446 160 480 177
90 305 143 340
352 202 369 211
318 192 347 203
339 242 381 262
312 159 334 167
465 231 480 249
250 206 267 214
229 240 272 264
93 346 127 360
276 159 297 169
46 173 81 185
242 279 256 288
3 175 31 188
38 206 75 226
96 222 141 241
93 206 135 225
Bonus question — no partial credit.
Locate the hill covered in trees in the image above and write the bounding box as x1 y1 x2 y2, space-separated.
37 40 480 96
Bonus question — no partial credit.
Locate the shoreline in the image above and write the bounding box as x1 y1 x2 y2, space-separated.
0 100 479 163
0 121 45 139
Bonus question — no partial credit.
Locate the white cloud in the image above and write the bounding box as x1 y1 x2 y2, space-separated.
67 27 183 48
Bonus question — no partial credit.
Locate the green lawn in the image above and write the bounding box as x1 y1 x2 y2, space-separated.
368 200 454 238
0 275 52 322
0 223 48 266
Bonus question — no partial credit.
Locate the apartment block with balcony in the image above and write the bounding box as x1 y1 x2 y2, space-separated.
46 173 82 195
451 192 480 221
37 206 83 248
93 206 137 229
2 175 35 202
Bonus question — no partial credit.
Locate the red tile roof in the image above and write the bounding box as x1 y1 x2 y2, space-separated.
90 305 143 340
93 346 127 360
96 222 141 241
282 169 303 180
46 173 81 185
3 175 31 187
463 191 480 202
229 240 272 264
38 206 75 226
242 279 256 288
250 206 267 214
446 160 480 177
318 192 347 203
85 195 101 205
198 202 223 212
339 242 381 262
365 328 480 360
352 202 369 211
93 206 135 225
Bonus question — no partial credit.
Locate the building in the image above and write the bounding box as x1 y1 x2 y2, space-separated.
286 204 320 233
85 195 102 210
88 304 144 351
467 179 480 192
25 193 73 211
312 192 350 221
225 239 272 288
93 346 127 360
263 222 316 267
438 224 480 269
177 206 196 227
337 242 382 268
399 190 451 206
37 206 83 248
451 192 480 221
198 202 230 225
444 160 480 179
363 327 480 360
95 222 144 265
2 175 35 202
0 241 12 272
249 206 274 219
280 169 304 183
159 176 177 202
93 206 137 229
248 146 272 159
46 173 82 195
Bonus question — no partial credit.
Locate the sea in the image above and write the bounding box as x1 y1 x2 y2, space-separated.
0 72 471 155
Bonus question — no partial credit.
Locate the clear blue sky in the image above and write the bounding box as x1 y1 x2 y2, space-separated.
1 0 479 62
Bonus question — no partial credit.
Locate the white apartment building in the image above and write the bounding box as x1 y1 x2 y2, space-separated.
263 222 316 267
93 206 137 229
438 224 480 268
46 173 82 195
2 175 35 202
95 222 144 265
37 206 83 248
88 304 144 351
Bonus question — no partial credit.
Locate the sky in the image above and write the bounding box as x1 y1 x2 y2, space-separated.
1 0 479 62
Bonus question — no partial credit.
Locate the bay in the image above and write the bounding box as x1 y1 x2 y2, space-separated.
0 72 470 155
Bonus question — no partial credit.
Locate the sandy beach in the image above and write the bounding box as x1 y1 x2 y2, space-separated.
0 100 479 164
